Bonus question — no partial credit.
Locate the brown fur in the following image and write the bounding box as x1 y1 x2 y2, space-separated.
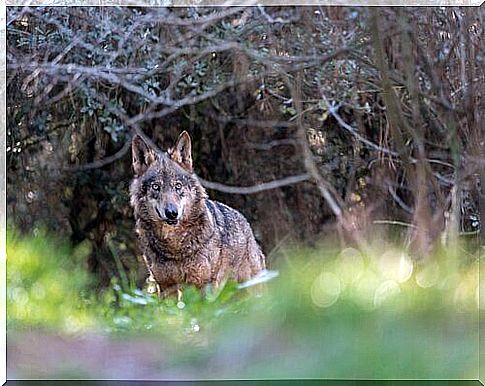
130 131 266 295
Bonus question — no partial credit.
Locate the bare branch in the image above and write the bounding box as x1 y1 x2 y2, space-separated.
63 137 132 172
199 174 311 195
286 72 344 219
324 97 455 186
387 186 413 214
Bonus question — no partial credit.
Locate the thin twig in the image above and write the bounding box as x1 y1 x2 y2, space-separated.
325 99 455 186
286 72 344 219
387 186 413 214
63 138 132 172
373 220 417 228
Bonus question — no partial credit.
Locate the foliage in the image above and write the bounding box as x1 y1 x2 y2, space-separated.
6 7 483 285
7 229 479 378
7 227 95 331
5 7 483 380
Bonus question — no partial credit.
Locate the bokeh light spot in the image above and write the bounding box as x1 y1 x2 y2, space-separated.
353 270 380 309
311 272 341 308
378 250 413 283
415 261 440 288
336 247 364 287
374 280 401 308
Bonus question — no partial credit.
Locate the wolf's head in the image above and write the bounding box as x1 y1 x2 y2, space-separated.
130 131 206 226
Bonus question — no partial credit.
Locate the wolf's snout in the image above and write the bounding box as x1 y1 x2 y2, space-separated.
165 204 179 221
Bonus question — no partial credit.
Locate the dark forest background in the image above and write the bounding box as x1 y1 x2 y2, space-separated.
6 6 483 288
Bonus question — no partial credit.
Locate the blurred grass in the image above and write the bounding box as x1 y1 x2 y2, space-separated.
7 228 95 331
6 227 480 379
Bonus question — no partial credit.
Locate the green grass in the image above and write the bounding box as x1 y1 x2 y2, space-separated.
6 228 480 379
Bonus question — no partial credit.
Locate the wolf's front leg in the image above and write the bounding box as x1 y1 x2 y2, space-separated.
159 283 183 299
145 272 161 296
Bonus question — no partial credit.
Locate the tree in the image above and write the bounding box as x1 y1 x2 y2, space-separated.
7 6 483 285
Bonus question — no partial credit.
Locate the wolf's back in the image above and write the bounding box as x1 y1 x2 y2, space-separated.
206 199 266 279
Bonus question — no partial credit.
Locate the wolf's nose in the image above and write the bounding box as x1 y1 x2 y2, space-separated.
165 204 178 220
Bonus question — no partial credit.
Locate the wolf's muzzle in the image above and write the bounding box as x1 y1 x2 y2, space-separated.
163 203 179 225
165 204 178 220
155 203 180 225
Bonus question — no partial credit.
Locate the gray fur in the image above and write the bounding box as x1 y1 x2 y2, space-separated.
130 131 266 295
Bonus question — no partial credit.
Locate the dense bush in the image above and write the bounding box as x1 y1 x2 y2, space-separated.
6 7 483 285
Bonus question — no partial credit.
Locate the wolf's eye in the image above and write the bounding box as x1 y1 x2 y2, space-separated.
174 182 182 190
151 183 160 191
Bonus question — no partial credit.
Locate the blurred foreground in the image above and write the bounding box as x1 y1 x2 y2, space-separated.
7 229 479 379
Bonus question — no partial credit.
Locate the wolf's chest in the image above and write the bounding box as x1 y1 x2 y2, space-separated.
150 254 214 289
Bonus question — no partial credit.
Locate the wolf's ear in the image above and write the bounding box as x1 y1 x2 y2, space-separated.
170 131 192 172
132 135 156 176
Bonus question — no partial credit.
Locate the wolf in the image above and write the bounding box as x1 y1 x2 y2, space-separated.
130 131 266 296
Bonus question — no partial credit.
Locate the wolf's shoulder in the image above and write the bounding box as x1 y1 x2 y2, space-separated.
206 199 250 228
